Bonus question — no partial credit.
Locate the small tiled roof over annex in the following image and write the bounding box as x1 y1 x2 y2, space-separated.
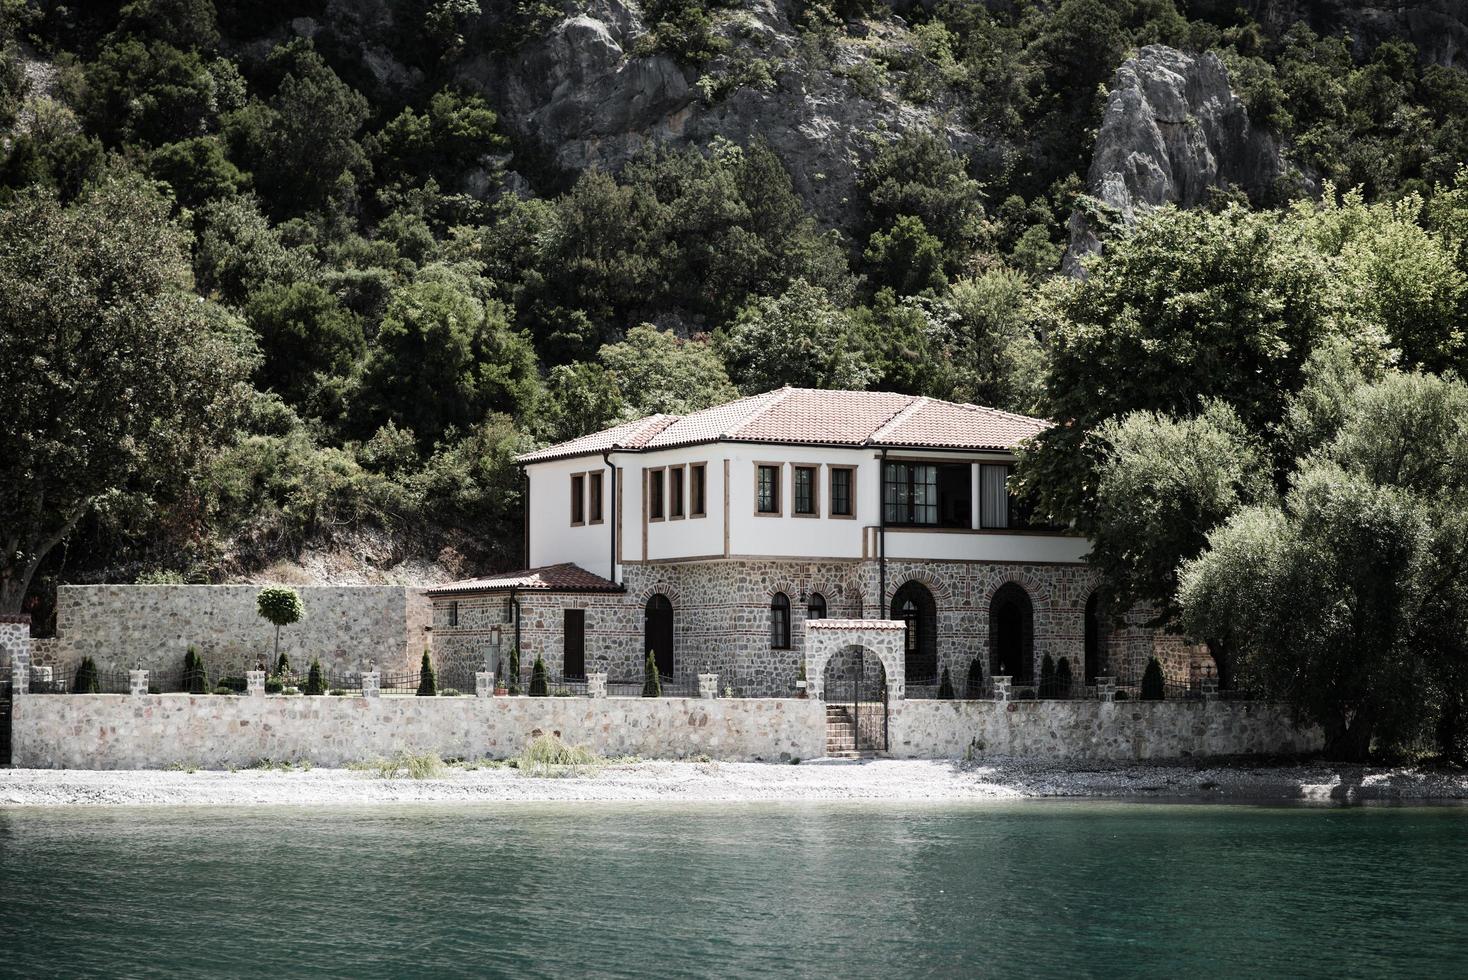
425 563 622 596
515 388 1050 464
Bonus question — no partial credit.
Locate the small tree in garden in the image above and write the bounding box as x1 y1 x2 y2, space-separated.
417 649 437 696
966 656 985 699
256 587 303 670
937 667 955 699
274 650 292 678
1140 657 1165 701
183 646 208 694
73 656 99 694
1039 654 1056 698
642 651 662 697
529 655 549 696
304 657 326 696
1055 657 1073 700
506 646 522 695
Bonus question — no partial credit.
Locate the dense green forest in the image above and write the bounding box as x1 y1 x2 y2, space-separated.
4 0 1468 758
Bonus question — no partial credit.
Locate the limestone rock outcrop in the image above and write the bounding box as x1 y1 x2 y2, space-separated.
1064 45 1284 275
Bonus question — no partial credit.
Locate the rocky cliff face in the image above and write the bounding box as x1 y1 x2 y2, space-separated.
1064 45 1285 275
455 0 978 230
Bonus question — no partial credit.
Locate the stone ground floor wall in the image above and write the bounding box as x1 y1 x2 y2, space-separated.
887 700 1322 761
11 695 826 769
430 559 1213 698
51 585 431 678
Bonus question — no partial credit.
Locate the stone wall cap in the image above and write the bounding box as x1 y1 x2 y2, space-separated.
0 613 31 624
806 618 906 630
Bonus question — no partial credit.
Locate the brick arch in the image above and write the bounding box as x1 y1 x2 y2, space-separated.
764 581 802 602
634 582 682 606
805 620 906 701
883 570 955 606
980 570 1054 612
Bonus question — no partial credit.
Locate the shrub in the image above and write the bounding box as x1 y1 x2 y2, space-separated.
72 656 99 694
518 733 602 776
217 675 247 693
304 657 326 695
966 656 985 699
274 651 291 677
264 676 284 694
937 667 955 699
529 654 549 696
213 684 233 695
1039 653 1056 698
416 649 437 696
506 646 522 695
642 651 662 697
1115 689 1131 701
1055 657 1073 700
1140 658 1165 701
184 646 209 694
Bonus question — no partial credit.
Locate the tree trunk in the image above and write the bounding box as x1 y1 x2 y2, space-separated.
1321 715 1374 762
0 506 91 614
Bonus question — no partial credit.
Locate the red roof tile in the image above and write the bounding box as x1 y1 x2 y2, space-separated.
515 388 1049 464
425 563 622 596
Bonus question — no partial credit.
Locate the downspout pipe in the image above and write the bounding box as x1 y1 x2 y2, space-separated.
510 586 522 665
519 464 530 569
601 450 618 586
878 447 888 621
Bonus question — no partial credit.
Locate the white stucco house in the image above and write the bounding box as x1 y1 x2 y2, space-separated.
427 387 1205 698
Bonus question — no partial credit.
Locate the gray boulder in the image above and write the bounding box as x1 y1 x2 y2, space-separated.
1064 45 1284 276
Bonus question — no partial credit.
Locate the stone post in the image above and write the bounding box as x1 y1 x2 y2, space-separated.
698 673 719 699
475 671 494 698
1096 676 1116 703
992 675 1012 703
361 669 380 699
1 614 31 694
246 670 266 698
1200 675 1219 701
587 672 607 699
10 664 27 696
129 669 149 697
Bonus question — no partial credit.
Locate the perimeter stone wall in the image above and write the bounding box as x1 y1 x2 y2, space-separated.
52 585 431 677
0 615 30 671
11 695 826 769
888 700 1321 760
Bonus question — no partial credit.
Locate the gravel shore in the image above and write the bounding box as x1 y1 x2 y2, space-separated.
3 758 1467 807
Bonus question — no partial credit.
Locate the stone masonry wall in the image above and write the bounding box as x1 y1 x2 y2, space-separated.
54 585 431 677
888 700 1321 760
0 615 31 671
11 695 826 769
428 559 1211 698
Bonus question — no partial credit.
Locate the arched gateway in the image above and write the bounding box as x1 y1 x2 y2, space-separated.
804 620 907 701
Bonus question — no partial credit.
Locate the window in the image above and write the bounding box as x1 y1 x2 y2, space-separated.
756 464 781 515
448 601 459 627
690 463 707 518
770 592 791 649
588 472 604 524
670 466 685 519
980 464 1009 529
829 466 855 518
563 609 586 680
648 468 665 521
793 465 818 516
570 473 585 525
502 598 515 624
807 593 827 620
883 461 971 528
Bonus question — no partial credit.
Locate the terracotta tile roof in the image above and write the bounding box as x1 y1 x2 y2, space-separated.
515 388 1049 464
425 563 622 596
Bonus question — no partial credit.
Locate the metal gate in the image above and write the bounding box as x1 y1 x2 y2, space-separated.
830 648 887 753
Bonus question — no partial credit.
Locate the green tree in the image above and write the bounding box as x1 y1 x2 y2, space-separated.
305 657 326 695
642 651 662 697
370 88 506 192
255 587 303 668
1139 657 1165 701
192 194 311 306
860 131 986 274
937 667 955 699
73 656 100 694
864 215 948 296
941 270 1046 413
1055 657 1073 699
147 136 247 208
538 362 626 445
417 649 437 696
0 176 250 612
244 281 364 409
599 324 739 418
720 279 874 393
529 654 549 696
506 645 521 695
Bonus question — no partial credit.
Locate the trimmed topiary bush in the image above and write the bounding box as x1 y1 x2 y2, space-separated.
264 677 284 694
1055 657 1073 700
274 651 291 677
1141 657 1165 701
217 675 247 693
1039 653 1056 698
416 649 437 696
304 657 326 696
642 651 662 697
256 586 303 670
966 656 985 699
184 646 208 694
73 656 99 694
937 667 955 699
506 646 522 695
529 655 549 696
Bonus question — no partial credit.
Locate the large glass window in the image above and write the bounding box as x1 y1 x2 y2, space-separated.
588 472 603 524
770 592 791 649
793 466 817 516
648 468 664 520
570 474 585 525
830 467 854 517
807 593 827 620
757 464 781 514
670 466 685 518
690 463 707 517
883 462 970 527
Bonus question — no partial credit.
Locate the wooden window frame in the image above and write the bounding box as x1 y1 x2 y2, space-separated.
689 462 707 519
647 467 666 522
828 465 857 519
669 464 686 521
447 600 459 627
588 471 604 526
754 462 783 517
770 592 792 650
570 472 586 526
791 464 820 518
563 608 586 681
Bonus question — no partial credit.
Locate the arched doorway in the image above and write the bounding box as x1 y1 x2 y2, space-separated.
822 645 889 752
891 581 937 686
989 582 1033 685
644 594 674 677
1084 592 1108 685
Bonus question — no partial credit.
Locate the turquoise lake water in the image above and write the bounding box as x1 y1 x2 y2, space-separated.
2 801 1466 978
